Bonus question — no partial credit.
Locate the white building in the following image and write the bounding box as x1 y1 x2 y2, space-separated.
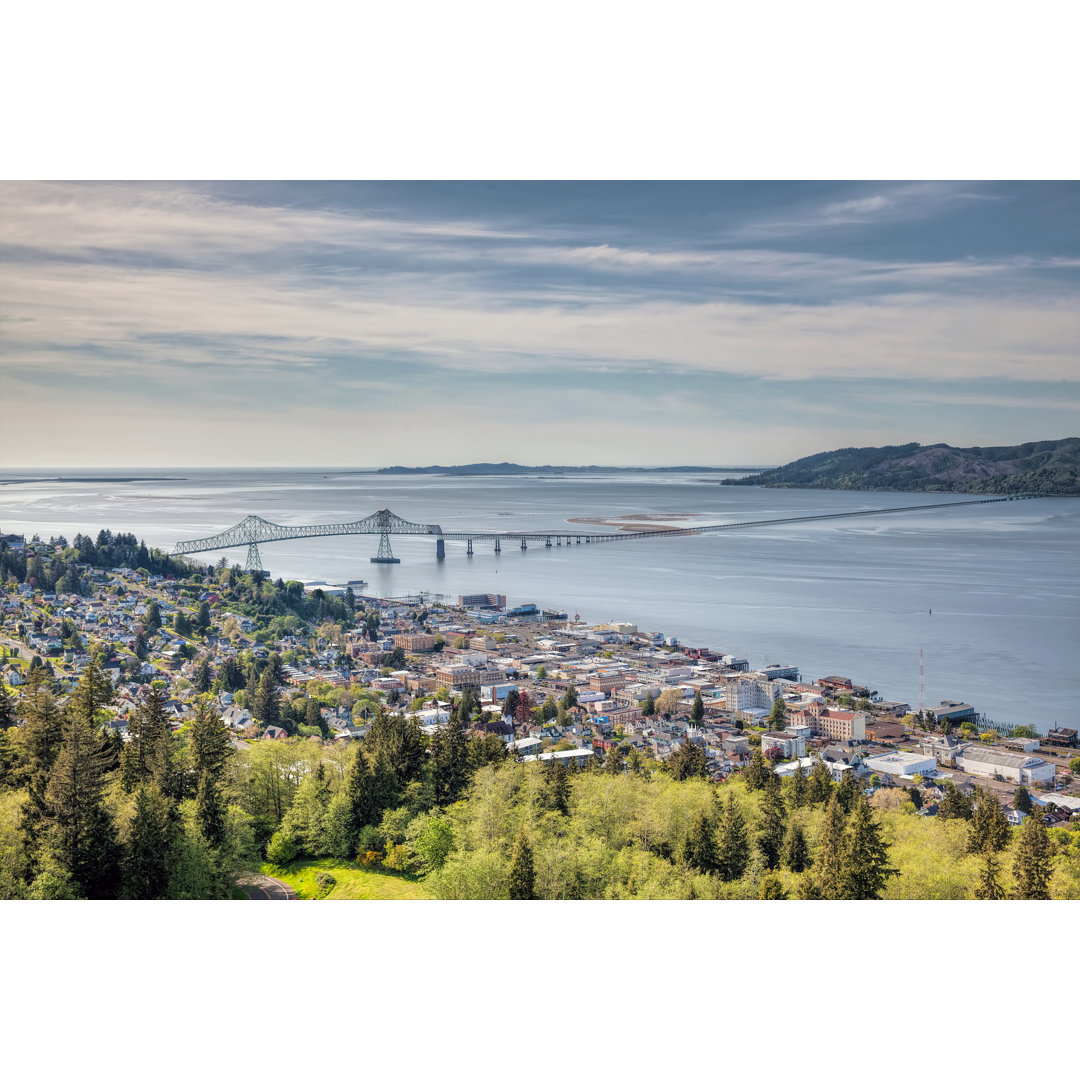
863 751 937 779
956 746 1055 785
724 675 781 712
761 730 806 759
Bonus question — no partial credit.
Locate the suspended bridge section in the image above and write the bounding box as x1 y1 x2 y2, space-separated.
171 494 1041 572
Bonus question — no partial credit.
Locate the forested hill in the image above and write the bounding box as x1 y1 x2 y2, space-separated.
721 438 1080 495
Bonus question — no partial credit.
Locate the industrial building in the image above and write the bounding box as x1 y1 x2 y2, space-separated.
863 751 937 778
956 746 1056 785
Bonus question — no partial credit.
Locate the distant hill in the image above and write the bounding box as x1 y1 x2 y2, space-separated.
377 463 758 476
720 438 1080 495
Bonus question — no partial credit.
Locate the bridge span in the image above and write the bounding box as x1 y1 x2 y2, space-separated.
171 494 1040 572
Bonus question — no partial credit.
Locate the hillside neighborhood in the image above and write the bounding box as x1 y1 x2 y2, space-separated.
2 529 1078 831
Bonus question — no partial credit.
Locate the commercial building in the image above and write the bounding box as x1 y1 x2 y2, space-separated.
458 593 506 610
724 675 781 712
434 664 500 690
394 632 437 652
956 746 1056 785
863 752 937 779
806 707 866 742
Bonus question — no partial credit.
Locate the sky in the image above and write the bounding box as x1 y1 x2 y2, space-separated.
1 180 1078 469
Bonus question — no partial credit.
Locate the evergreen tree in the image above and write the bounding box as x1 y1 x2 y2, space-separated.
836 767 862 814
539 758 571 815
121 685 170 792
690 689 704 726
173 611 192 637
0 675 14 731
220 655 243 691
974 852 1007 900
124 784 174 899
508 826 535 900
605 743 627 774
814 792 847 899
253 669 281 727
502 687 520 719
807 760 833 804
195 772 227 847
431 716 470 806
641 691 655 717
190 700 231 781
143 600 162 634
668 738 708 781
195 601 212 633
715 790 750 882
344 747 377 839
787 761 809 810
1012 807 1053 899
938 781 974 821
759 873 787 899
841 792 897 899
268 651 286 686
70 655 114 724
684 802 720 875
966 788 1011 856
194 657 212 693
781 818 811 873
1013 785 1033 814
767 696 787 731
743 748 770 791
45 706 120 897
133 629 148 660
756 780 788 870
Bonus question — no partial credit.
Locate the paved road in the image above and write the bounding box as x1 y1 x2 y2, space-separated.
239 874 296 900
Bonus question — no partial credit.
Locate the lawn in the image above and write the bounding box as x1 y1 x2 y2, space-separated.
262 858 431 900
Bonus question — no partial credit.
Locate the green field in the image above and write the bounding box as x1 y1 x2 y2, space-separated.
262 858 431 899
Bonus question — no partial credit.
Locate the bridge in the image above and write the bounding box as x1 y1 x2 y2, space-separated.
171 494 1041 572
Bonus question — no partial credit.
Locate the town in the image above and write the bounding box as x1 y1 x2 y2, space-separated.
3 528 1078 831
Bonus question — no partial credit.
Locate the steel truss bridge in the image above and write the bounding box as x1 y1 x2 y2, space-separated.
171 494 1041 572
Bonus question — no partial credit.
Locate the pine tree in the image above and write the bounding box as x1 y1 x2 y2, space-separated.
121 685 170 792
124 784 174 899
841 792 897 899
938 781 974 821
715 790 750 882
190 700 231 782
196 601 212 633
759 873 787 899
641 691 655 717
807 760 833 804
344 747 377 837
194 657 212 693
0 674 15 731
539 758 571 815
974 852 1007 899
143 600 162 634
253 669 280 727
767 697 787 731
782 818 811 873
967 788 1011 856
756 780 788 870
690 689 704 726
836 767 862 814
743 748 770 791
70 655 114 724
787 762 809 810
195 772 227 847
268 651 286 686
685 803 720 875
668 738 708 781
45 705 120 897
815 792 847 899
1013 785 1033 814
1012 807 1053 899
431 717 470 806
508 827 535 900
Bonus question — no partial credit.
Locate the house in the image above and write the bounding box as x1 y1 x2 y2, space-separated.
262 725 289 740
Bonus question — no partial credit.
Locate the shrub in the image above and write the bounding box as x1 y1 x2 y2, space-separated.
1068 756 1080 776
266 830 297 865
314 871 336 897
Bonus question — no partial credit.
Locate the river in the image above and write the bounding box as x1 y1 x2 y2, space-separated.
1 468 1076 733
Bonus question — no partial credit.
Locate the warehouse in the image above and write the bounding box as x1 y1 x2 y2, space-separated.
956 746 1055 785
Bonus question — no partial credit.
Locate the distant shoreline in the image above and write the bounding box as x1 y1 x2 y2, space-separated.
376 463 766 476
0 477 189 485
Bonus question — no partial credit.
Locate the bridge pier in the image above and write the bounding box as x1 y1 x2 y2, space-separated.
494 538 501 553
246 542 263 573
436 538 445 560
545 536 552 547
576 536 581 544
467 538 473 556
521 537 527 550
556 536 561 546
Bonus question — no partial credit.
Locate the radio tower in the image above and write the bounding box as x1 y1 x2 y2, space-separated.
918 647 925 717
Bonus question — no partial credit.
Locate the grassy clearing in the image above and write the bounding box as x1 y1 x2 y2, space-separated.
262 858 431 900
